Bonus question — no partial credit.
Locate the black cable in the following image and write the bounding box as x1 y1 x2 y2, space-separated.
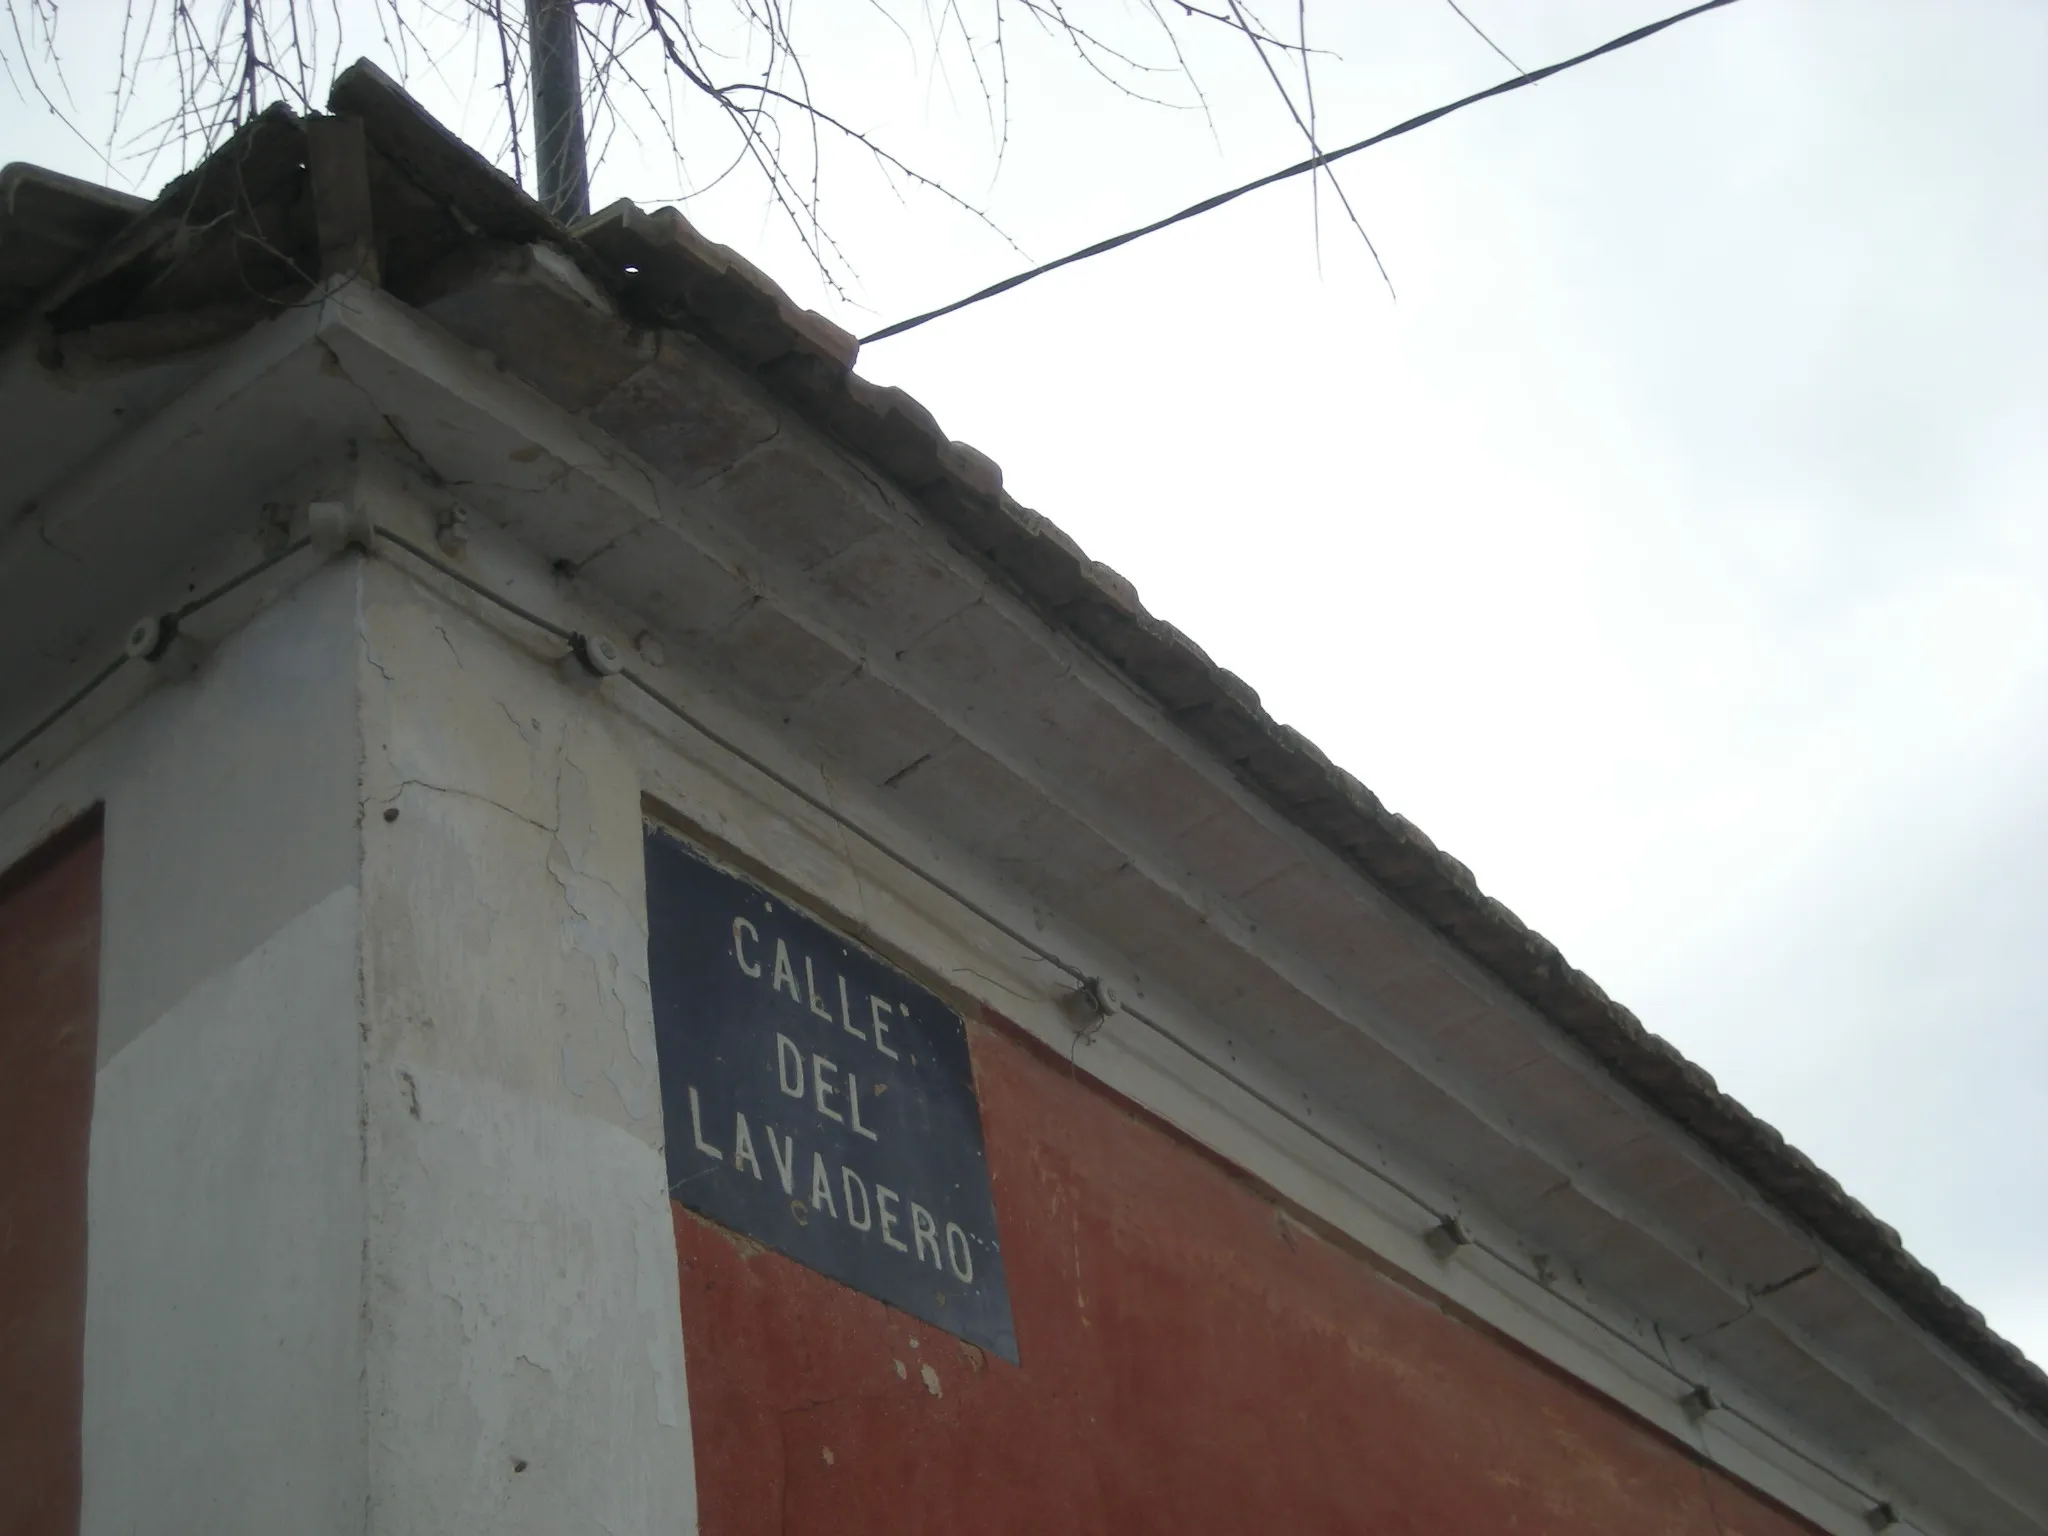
0 537 322 773
372 526 580 644
174 535 313 620
0 653 133 773
372 536 1084 1009
860 0 1744 346
618 667 1089 989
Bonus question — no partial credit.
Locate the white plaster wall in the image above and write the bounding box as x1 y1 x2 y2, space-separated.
81 887 365 1536
0 563 370 1536
94 561 366 1067
3 526 697 1532
356 555 694 1534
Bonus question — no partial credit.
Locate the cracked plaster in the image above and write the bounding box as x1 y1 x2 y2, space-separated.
359 556 659 1145
354 552 694 1531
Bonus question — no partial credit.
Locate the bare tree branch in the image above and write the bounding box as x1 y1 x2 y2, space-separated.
1222 0 1392 294
1442 0 1521 74
2 0 1418 299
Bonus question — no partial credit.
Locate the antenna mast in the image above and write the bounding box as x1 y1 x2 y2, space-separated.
528 0 590 221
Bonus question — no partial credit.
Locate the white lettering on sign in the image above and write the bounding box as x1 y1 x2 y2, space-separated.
911 1203 942 1269
776 1034 805 1099
733 1113 762 1180
765 1124 797 1195
677 1079 990 1278
945 1222 975 1283
875 1184 907 1252
689 1087 722 1161
652 833 1014 1361
739 919 917 1066
847 1075 880 1143
804 957 835 1024
768 1034 887 1145
732 917 762 978
811 1054 844 1123
810 1153 837 1218
843 1167 872 1231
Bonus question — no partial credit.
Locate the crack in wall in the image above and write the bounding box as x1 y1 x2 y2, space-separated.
377 776 558 838
433 622 463 668
555 517 641 579
1683 1257 1824 1348
1753 1262 1822 1300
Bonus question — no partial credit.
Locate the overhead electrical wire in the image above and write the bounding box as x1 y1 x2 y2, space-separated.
860 0 1746 346
0 536 314 774
0 653 133 775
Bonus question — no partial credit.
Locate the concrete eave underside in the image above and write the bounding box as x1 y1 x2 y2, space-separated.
2 272 2043 1536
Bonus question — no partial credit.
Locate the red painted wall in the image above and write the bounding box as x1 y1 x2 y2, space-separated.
674 1009 1821 1536
0 814 102 1536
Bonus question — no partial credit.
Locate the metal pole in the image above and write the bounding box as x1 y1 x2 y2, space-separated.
528 0 589 222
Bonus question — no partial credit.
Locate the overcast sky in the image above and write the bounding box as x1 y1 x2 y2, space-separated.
6 0 2043 1363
